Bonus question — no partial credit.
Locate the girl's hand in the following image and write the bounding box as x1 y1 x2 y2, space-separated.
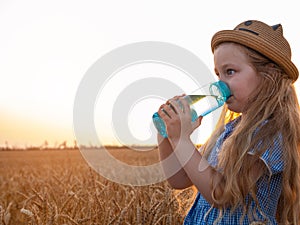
157 95 202 147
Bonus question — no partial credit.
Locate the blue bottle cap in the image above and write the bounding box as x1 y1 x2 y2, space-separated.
210 80 231 100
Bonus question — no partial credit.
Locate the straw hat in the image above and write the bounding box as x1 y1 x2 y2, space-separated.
211 20 298 82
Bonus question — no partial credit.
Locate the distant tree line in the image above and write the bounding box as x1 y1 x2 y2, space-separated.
0 140 79 151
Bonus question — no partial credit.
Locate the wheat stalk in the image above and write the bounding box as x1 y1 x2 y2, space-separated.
20 208 34 217
55 214 79 225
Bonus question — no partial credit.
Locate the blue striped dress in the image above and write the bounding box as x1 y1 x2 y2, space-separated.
184 117 284 224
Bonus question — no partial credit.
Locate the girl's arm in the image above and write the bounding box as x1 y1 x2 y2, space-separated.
170 138 265 206
157 134 193 189
157 97 265 206
157 98 222 204
168 136 223 205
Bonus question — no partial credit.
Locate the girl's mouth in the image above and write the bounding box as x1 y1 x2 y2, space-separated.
226 95 233 102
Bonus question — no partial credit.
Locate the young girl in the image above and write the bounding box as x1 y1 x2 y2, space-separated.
157 20 300 224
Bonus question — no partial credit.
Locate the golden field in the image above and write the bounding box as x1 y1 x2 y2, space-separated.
0 148 196 225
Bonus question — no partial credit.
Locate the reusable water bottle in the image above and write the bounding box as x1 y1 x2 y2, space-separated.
152 80 231 138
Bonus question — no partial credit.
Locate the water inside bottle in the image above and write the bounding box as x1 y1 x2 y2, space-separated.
186 94 224 117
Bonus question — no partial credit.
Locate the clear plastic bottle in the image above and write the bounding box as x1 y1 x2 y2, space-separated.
152 80 231 138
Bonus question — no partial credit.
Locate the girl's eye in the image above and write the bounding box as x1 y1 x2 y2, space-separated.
226 69 235 76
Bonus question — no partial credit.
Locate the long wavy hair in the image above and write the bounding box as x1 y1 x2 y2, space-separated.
202 43 300 224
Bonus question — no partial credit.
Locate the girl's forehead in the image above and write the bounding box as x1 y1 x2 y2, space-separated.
214 43 248 63
215 42 245 53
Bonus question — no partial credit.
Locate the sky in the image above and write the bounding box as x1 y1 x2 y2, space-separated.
1 0 300 148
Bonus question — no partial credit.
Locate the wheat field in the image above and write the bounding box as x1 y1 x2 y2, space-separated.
0 148 196 225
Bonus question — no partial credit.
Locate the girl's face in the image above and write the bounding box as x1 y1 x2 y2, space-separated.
214 42 262 113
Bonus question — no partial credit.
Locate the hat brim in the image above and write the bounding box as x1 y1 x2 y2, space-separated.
211 30 299 81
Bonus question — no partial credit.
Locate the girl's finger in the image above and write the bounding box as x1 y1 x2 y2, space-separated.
158 104 170 118
158 103 178 118
168 99 182 114
177 97 190 113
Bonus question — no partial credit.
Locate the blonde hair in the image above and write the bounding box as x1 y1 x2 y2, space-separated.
203 43 300 224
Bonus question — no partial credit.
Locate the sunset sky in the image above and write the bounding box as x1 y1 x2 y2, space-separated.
1 0 299 148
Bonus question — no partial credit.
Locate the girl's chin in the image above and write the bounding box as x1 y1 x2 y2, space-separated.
226 95 233 103
227 105 242 114
226 101 242 113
